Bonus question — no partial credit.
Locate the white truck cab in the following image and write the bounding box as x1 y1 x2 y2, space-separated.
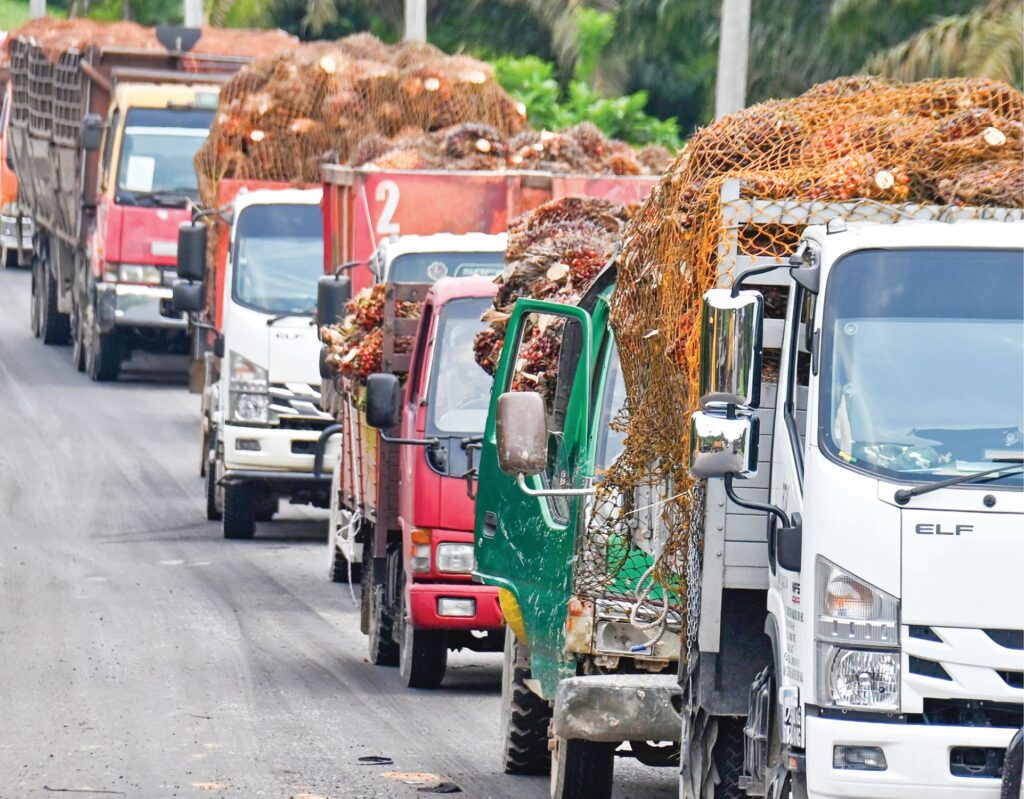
205 187 338 539
688 205 1023 799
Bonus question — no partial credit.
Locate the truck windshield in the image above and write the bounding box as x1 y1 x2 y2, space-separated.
427 297 494 435
388 251 504 283
115 108 214 204
232 203 324 315
820 247 1023 487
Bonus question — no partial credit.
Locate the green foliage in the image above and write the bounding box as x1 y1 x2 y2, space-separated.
493 9 681 149
0 0 30 28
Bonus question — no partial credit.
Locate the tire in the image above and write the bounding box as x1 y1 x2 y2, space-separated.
205 449 223 522
30 252 42 337
84 289 122 382
501 627 552 775
39 246 70 345
549 736 615 799
366 566 399 666
222 481 256 539
399 592 447 689
713 717 746 799
70 288 86 372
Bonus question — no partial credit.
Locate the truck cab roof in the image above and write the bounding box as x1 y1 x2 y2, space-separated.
429 274 499 306
805 217 1024 257
112 81 221 109
377 232 507 260
232 186 323 214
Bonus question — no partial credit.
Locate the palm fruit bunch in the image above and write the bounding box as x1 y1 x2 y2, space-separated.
320 284 422 383
473 195 635 377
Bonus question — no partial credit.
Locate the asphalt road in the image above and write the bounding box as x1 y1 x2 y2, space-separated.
0 267 676 799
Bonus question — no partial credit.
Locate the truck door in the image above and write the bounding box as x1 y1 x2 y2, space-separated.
474 300 593 693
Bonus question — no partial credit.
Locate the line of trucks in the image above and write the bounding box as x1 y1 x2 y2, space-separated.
5 23 1023 799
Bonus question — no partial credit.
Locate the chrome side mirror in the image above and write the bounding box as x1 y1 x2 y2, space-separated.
689 411 759 479
496 391 547 477
698 289 763 411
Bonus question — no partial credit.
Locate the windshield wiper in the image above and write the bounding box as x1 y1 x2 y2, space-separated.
894 460 1024 505
266 312 311 327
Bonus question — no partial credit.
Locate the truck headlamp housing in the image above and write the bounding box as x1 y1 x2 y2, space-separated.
116 263 162 285
815 557 900 711
435 543 475 574
229 351 269 424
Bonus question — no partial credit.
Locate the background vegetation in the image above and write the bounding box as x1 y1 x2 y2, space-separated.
13 0 1023 143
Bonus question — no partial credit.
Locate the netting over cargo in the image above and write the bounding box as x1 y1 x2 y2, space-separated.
577 77 1023 653
194 35 529 206
7 18 296 62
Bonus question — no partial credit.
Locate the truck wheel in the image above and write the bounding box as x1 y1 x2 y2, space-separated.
84 294 122 382
398 596 447 689
501 627 551 775
549 736 615 799
70 289 86 372
713 717 746 799
222 481 256 539
205 449 223 522
39 250 70 345
367 574 399 666
30 253 42 337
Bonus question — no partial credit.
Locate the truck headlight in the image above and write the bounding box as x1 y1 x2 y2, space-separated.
229 351 269 424
435 543 475 574
819 646 899 711
116 264 162 285
816 557 900 710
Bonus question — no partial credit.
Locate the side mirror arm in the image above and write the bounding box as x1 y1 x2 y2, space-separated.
461 436 483 500
312 424 343 478
379 432 440 447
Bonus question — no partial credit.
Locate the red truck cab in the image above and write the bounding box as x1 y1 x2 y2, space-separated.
392 276 504 685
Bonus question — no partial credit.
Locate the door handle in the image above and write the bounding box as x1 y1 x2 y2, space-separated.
482 511 497 539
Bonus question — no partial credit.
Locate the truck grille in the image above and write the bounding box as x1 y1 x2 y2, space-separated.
904 625 1024 725
269 383 332 423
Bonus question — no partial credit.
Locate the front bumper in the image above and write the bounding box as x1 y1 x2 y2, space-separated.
223 423 339 474
1 214 33 251
805 714 1016 798
408 583 503 631
552 673 682 743
96 283 187 332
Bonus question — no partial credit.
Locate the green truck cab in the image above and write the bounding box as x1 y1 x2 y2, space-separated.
472 267 683 799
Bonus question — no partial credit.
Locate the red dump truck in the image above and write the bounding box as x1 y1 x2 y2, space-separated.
7 27 273 380
314 166 657 688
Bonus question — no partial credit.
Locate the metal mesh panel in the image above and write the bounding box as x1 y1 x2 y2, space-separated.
52 49 84 147
27 46 53 138
10 39 31 127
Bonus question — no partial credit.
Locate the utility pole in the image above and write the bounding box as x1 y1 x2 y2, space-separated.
404 0 427 43
29 0 46 18
715 0 751 119
184 0 204 28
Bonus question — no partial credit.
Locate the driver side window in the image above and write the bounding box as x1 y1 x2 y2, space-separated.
507 311 584 522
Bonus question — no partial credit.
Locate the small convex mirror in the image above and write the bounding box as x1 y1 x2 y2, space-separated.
81 114 103 152
177 223 207 282
698 288 764 410
495 391 547 477
689 411 759 480
171 280 203 314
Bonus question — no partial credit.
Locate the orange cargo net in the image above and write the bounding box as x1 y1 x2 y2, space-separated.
574 77 1024 645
